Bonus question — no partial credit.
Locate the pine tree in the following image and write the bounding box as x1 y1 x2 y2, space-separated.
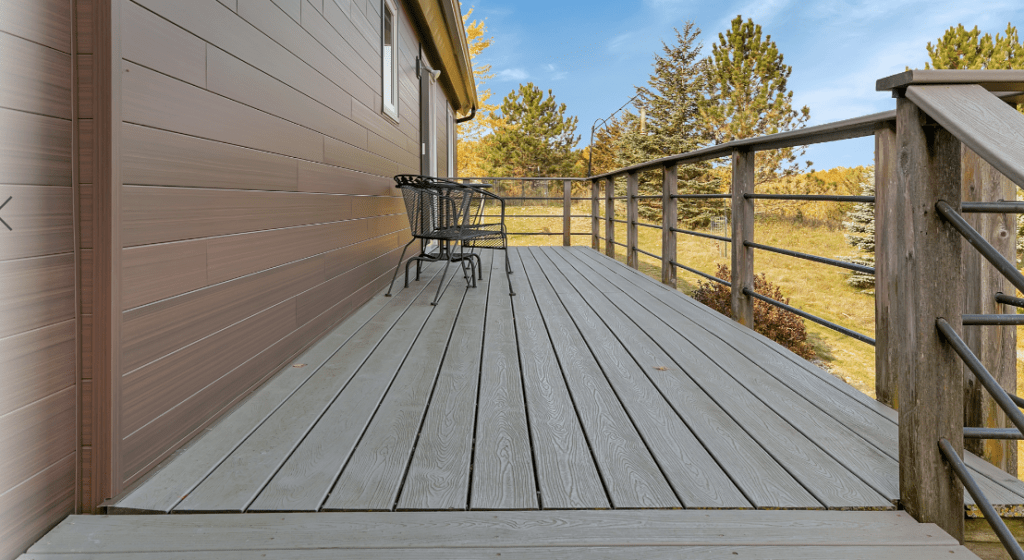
585 114 626 177
842 170 875 290
698 16 811 185
483 83 580 177
926 23 1024 70
614 23 724 226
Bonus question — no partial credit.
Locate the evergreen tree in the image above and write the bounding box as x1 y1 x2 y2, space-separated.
585 114 626 177
698 16 811 184
842 170 875 290
615 23 724 226
483 83 580 177
926 23 1024 70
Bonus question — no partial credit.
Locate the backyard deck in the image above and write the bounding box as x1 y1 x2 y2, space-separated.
21 246 1024 558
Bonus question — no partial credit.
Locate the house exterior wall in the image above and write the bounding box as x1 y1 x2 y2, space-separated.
108 0 430 492
0 0 466 557
0 1 78 558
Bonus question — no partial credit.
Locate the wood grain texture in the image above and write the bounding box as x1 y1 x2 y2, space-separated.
536 247 750 509
0 0 72 53
0 185 74 261
121 123 299 191
396 258 490 510
121 240 207 309
508 252 608 509
0 32 73 119
893 97 964 539
0 254 75 339
27 510 954 553
181 268 443 512
0 108 72 187
730 149 755 327
121 256 323 374
517 249 679 508
122 61 323 162
120 299 297 437
0 321 75 418
569 247 892 509
205 43 363 141
122 0 206 88
470 251 538 510
0 387 75 496
560 249 822 509
961 147 1018 474
0 453 75 560
906 84 1024 189
571 246 1024 507
324 263 468 510
874 124 898 408
77 54 93 119
115 275 419 513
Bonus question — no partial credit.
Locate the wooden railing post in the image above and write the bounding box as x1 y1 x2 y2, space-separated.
730 150 755 327
605 176 616 258
875 122 898 409
662 165 678 287
591 179 600 250
563 179 572 246
626 171 639 269
892 96 964 541
962 147 1018 475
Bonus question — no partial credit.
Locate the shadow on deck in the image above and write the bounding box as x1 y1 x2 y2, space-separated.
22 247 1024 558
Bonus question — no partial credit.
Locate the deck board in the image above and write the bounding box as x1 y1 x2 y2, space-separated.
532 247 750 509
470 251 538 509
311 256 473 511
177 267 449 512
396 253 492 510
110 246 1024 518
510 254 609 509
518 249 680 508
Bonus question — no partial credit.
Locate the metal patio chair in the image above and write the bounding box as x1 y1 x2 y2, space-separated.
386 175 514 305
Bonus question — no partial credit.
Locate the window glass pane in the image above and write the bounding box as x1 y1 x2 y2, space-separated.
383 6 394 110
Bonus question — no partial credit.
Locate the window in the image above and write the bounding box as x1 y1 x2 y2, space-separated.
447 106 455 176
381 0 399 120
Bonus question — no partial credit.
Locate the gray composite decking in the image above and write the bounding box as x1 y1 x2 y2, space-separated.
22 510 978 559
110 246 1024 516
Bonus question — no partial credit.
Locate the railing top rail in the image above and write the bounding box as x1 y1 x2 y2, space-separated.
877 69 1024 93
589 109 895 181
905 85 1024 188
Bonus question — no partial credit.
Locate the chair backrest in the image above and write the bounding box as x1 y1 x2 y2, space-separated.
398 184 474 238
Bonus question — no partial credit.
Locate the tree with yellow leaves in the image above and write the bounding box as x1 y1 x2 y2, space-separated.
458 6 501 177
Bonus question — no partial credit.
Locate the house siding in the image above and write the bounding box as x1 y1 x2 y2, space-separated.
0 1 78 559
109 0 423 490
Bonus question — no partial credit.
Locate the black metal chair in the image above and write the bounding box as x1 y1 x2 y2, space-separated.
386 175 514 304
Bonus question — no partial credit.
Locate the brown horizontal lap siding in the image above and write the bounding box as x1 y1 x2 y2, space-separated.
115 0 428 488
0 0 76 558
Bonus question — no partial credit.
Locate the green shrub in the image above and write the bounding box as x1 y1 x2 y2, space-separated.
692 264 816 360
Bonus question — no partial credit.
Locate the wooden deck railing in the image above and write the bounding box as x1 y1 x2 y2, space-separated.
456 69 1024 554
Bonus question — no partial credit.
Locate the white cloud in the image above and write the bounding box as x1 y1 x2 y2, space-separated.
496 68 529 81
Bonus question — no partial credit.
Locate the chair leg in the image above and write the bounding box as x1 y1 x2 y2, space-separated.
387 238 416 296
505 249 515 296
432 253 452 306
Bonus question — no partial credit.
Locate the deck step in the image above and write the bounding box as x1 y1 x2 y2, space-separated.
21 510 979 559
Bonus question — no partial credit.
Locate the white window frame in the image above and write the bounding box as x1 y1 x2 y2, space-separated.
427 71 438 176
447 105 455 176
381 0 399 120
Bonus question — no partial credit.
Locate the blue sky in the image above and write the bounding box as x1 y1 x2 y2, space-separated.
467 0 1024 170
